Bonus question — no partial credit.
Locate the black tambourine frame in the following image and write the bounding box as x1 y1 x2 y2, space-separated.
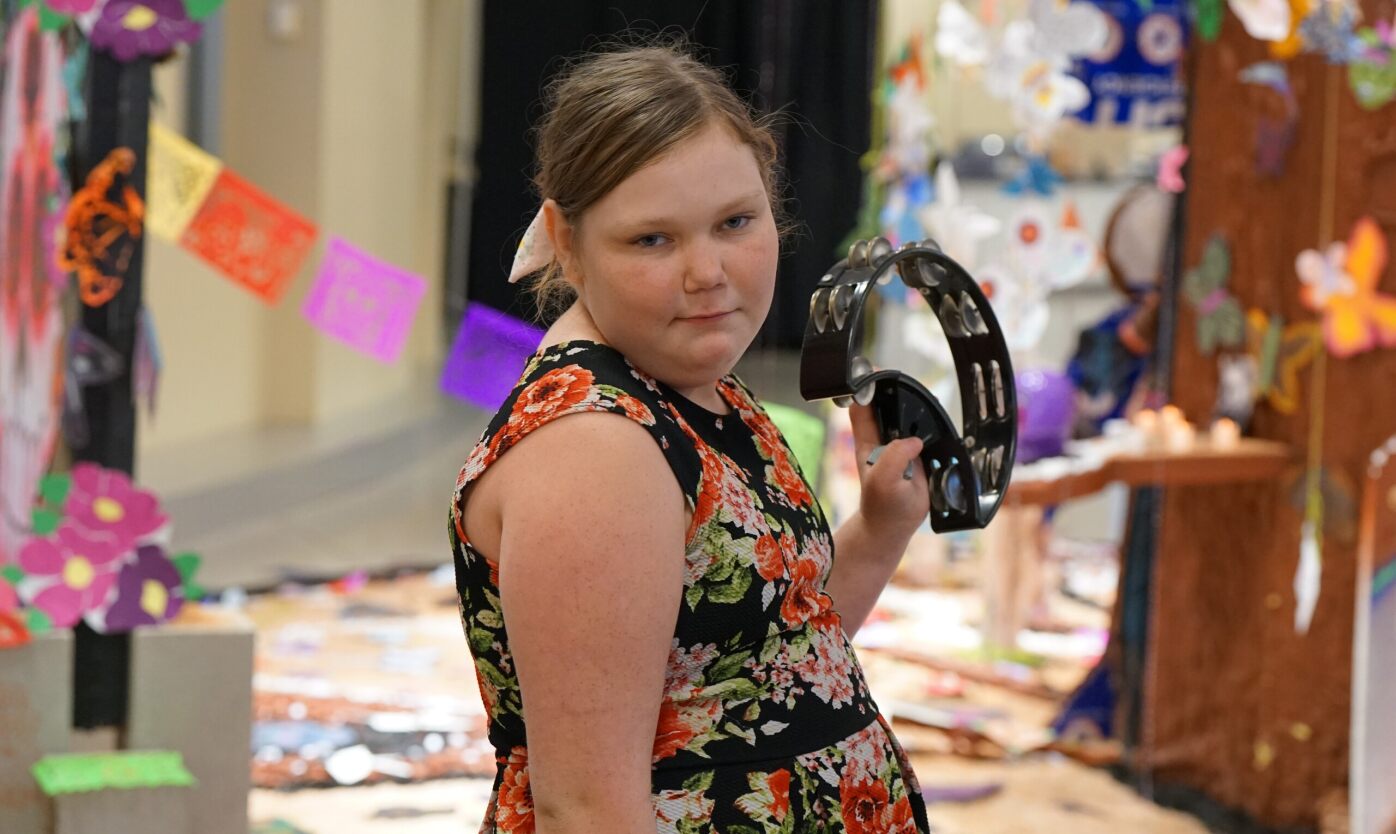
799 237 1017 532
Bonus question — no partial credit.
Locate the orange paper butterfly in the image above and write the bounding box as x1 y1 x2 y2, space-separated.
1296 216 1396 358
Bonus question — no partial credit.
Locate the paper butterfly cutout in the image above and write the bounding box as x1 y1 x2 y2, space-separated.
1157 145 1189 193
61 327 125 449
58 147 144 307
1184 235 1245 355
1245 309 1321 414
1296 216 1396 358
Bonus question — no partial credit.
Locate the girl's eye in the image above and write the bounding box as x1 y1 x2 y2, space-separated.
724 215 753 231
634 234 668 248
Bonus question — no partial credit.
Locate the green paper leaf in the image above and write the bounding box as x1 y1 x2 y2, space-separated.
31 509 60 536
1194 0 1223 41
1350 59 1396 110
31 751 196 797
182 0 225 20
37 5 69 31
182 582 205 602
39 473 71 507
25 608 53 636
1 565 22 585
171 552 201 583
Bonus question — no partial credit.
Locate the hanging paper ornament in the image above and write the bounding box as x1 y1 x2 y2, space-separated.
88 0 203 62
145 121 223 242
440 305 546 411
1003 155 1065 197
133 306 162 419
936 0 992 66
1239 62 1299 178
1295 519 1322 633
1214 354 1260 427
1229 0 1294 40
1194 0 1225 39
2 7 72 567
58 147 144 307
1349 24 1396 109
1298 0 1363 63
1157 145 1189 193
1183 235 1245 354
301 236 427 364
62 326 126 449
1245 309 1321 414
1285 466 1356 543
918 162 1000 272
179 169 317 304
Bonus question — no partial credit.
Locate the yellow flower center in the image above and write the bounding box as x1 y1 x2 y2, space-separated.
122 7 159 31
140 579 169 618
64 557 95 591
93 497 126 524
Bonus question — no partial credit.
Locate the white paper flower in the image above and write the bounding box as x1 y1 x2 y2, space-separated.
1295 241 1357 308
936 0 991 66
1228 0 1293 41
918 162 1001 271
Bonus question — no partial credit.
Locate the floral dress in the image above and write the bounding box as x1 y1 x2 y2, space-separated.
450 340 931 834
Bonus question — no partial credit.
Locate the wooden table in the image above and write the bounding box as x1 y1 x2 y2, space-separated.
1003 438 1294 506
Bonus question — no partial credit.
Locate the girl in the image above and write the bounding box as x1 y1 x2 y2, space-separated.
451 43 933 834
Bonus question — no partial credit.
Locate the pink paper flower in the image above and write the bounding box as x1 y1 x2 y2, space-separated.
64 463 168 550
0 576 18 615
1157 145 1189 194
44 0 99 13
18 525 124 628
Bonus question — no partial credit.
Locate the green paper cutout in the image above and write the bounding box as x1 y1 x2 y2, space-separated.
25 608 53 636
763 403 827 487
1 565 22 585
39 473 71 507
1194 0 1223 41
183 581 205 602
183 0 225 20
1184 235 1245 355
37 5 68 31
31 508 60 536
32 751 196 797
1350 58 1396 110
171 552 201 583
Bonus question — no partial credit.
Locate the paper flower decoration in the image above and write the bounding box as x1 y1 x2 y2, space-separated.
0 574 18 615
936 0 991 66
1296 216 1396 358
1245 310 1321 414
97 545 184 632
17 524 123 628
1350 25 1396 109
1157 145 1189 193
88 0 203 62
64 462 169 550
918 162 1000 272
1184 235 1245 355
0 611 29 648
1298 1 1363 63
1229 0 1294 41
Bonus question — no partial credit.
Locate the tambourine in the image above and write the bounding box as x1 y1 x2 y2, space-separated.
799 237 1017 532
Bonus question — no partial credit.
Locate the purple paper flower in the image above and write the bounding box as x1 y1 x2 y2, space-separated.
103 545 184 631
64 462 169 550
17 525 123 628
89 0 202 62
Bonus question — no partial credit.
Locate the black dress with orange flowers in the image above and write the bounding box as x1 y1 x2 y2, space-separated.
450 340 930 834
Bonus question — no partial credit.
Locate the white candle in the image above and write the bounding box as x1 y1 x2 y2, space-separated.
1210 418 1241 449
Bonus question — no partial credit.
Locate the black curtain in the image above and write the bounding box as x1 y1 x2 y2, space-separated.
460 0 876 349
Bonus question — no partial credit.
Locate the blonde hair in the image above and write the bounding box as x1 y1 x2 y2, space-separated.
525 41 789 319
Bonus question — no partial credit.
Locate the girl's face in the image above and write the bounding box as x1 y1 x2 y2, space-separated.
550 121 779 401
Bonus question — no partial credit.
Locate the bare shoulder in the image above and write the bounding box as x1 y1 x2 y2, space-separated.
462 409 686 565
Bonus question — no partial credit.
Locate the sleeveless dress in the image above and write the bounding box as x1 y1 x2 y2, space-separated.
450 340 931 834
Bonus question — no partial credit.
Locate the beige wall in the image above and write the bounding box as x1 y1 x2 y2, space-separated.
139 0 469 455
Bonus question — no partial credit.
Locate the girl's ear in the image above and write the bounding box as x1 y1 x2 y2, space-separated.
542 199 582 290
